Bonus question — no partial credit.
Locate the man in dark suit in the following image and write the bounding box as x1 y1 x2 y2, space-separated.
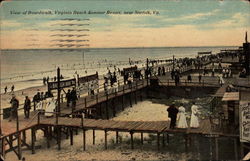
167 103 179 129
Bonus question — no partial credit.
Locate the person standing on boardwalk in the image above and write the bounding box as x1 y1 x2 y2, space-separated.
71 87 78 111
177 104 188 128
167 103 179 129
190 102 199 128
66 89 71 107
23 96 31 119
9 95 19 122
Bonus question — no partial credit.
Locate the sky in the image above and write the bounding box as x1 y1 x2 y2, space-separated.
0 0 250 49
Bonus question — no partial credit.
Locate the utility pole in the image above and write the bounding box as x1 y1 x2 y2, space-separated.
56 67 61 123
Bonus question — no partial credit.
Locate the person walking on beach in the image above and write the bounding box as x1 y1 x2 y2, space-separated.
9 95 19 122
23 96 31 119
11 85 15 92
167 103 179 129
4 86 7 94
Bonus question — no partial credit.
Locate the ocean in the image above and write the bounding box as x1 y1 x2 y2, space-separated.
0 46 237 93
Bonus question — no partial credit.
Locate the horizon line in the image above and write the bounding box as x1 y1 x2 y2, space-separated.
1 45 240 50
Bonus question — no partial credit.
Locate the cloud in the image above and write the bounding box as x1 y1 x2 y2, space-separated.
207 12 249 29
1 20 23 28
162 9 220 23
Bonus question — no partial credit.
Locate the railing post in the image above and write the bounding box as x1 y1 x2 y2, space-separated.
96 94 98 104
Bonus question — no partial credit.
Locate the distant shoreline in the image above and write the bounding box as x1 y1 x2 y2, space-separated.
1 45 239 51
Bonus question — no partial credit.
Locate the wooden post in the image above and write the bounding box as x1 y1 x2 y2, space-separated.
99 103 102 119
31 128 35 154
46 126 50 148
104 130 108 149
85 97 87 108
96 95 98 104
162 133 165 147
146 58 149 86
22 131 26 146
157 133 160 151
122 95 124 110
140 89 143 101
57 67 61 113
141 133 143 145
116 131 119 144
215 138 219 160
93 130 95 145
184 134 188 152
83 129 86 151
135 82 137 104
70 128 73 145
57 126 61 150
112 98 116 117
130 131 134 149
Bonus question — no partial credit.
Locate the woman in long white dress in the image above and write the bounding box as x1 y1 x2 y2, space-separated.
177 104 188 128
190 102 199 128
